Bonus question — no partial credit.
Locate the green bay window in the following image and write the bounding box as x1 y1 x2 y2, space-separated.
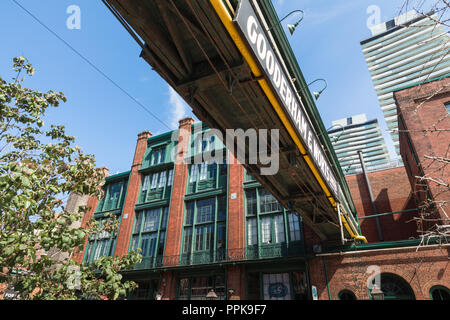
245 188 304 259
140 169 174 203
84 217 119 263
181 195 227 265
187 154 227 194
151 146 166 166
97 181 127 212
131 207 169 269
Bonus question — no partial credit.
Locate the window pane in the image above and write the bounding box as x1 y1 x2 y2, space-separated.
199 162 208 180
216 223 226 250
274 215 285 243
152 149 160 165
158 171 166 188
247 218 257 245
131 235 139 251
134 212 143 233
157 231 166 256
205 224 214 250
208 162 217 180
185 201 194 225
159 148 166 163
141 234 150 257
196 198 215 223
85 241 94 261
261 216 272 244
161 207 169 229
93 241 104 260
288 213 301 241
109 183 122 200
217 196 226 220
183 228 192 253
246 189 257 216
259 189 282 213
148 233 157 257
190 164 198 183
195 226 204 251
142 175 150 191
151 173 159 190
143 209 160 232
167 169 174 186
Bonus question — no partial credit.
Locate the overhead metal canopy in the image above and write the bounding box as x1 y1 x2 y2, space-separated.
102 0 367 245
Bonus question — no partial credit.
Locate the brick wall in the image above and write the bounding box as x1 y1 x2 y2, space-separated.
309 244 450 300
73 196 99 263
345 166 419 243
163 118 194 270
227 151 245 257
394 76 450 222
227 265 246 300
114 131 152 257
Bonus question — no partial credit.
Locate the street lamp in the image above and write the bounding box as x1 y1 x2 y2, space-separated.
371 284 385 300
326 123 345 143
308 79 327 100
206 289 218 300
268 10 304 35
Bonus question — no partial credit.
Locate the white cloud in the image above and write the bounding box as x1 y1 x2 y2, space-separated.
304 1 360 26
168 86 189 129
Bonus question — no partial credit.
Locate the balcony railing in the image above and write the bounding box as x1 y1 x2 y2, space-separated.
132 243 304 271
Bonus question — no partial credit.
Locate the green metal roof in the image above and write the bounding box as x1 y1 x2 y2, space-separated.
105 170 130 181
393 73 450 93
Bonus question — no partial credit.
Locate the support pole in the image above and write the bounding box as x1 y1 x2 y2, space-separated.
357 150 384 242
337 204 345 245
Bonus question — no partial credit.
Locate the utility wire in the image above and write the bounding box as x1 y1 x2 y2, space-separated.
11 0 172 130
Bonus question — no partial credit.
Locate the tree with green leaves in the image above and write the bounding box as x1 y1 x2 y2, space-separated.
0 57 141 300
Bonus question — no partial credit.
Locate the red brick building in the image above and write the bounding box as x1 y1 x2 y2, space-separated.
73 77 449 301
306 75 450 301
396 75 450 224
75 118 310 300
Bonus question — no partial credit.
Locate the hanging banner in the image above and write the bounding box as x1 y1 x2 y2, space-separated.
233 0 341 201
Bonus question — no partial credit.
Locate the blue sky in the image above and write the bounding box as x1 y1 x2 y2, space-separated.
0 0 407 174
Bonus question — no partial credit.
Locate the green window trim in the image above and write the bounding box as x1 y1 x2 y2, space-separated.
244 188 304 259
181 195 227 265
129 206 169 269
186 156 227 194
139 169 174 204
83 216 120 263
429 285 450 300
368 273 415 300
96 180 128 212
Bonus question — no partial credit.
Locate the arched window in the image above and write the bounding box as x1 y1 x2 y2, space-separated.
338 290 356 300
430 286 450 301
369 273 415 300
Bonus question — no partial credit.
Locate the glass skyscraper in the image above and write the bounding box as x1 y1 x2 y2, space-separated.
328 114 391 175
361 10 450 156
